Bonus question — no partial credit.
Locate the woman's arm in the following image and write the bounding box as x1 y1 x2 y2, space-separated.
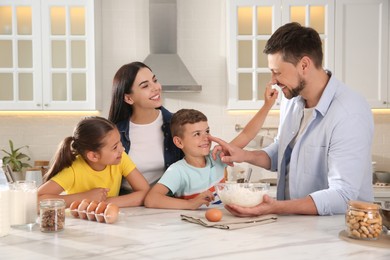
106 168 150 207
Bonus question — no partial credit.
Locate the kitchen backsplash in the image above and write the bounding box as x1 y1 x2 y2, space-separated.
0 112 389 172
0 0 389 171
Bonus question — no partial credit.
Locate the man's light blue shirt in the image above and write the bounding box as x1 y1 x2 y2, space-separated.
263 73 374 215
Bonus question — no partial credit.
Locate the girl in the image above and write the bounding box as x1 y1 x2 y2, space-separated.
108 62 184 194
38 117 150 208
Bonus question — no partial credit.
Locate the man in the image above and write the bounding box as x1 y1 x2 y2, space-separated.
210 22 374 216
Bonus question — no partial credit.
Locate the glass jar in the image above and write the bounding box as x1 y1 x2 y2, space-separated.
345 200 382 240
39 199 65 232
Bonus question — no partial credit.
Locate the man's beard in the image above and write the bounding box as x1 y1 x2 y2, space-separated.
285 79 305 99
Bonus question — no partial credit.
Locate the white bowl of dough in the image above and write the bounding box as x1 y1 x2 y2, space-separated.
215 182 270 207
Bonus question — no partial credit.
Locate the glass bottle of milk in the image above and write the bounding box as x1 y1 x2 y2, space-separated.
0 160 10 237
9 180 38 227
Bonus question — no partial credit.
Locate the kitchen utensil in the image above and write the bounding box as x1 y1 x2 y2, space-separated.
244 168 252 183
227 165 251 183
374 171 390 184
34 160 49 176
25 168 43 187
215 182 270 207
40 199 65 232
7 164 24 181
380 203 390 231
345 200 382 240
4 164 14 182
259 178 278 186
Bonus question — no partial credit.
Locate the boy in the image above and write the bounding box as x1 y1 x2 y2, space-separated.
144 109 226 210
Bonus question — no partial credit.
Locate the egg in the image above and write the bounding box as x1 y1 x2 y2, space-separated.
86 201 99 221
205 208 223 222
95 201 108 223
77 199 91 219
69 200 81 218
104 203 119 224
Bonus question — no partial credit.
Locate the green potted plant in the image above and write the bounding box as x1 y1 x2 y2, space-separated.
1 140 32 181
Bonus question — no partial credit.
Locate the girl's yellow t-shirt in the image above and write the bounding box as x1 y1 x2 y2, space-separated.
51 152 136 197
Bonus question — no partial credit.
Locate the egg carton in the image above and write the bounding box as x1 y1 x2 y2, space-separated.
69 200 119 224
70 209 117 224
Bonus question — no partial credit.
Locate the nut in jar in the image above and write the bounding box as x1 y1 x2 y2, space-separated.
345 200 382 240
40 199 65 232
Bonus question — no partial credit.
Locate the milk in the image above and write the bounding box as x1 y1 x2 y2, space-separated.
9 181 38 226
0 190 10 236
0 161 10 236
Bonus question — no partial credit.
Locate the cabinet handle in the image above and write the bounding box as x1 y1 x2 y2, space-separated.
383 101 387 104
36 103 41 107
44 104 49 107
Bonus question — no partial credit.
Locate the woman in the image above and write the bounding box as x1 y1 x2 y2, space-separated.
108 62 184 194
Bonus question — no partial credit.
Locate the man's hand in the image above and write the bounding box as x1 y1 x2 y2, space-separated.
224 194 275 217
209 135 246 166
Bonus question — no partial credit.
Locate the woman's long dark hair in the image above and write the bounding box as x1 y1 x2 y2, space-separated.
108 61 152 124
43 117 116 182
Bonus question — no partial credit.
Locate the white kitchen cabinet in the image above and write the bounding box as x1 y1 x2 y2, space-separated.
0 0 101 111
335 0 389 108
227 0 334 110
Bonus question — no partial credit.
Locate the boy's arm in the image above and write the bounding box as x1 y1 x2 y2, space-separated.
144 183 213 210
230 85 278 148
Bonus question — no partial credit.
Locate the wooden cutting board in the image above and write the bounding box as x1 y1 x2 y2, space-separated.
339 230 390 248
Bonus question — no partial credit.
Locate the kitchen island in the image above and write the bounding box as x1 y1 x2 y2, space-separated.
0 207 389 259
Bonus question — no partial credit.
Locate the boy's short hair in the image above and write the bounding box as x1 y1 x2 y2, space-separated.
171 109 208 138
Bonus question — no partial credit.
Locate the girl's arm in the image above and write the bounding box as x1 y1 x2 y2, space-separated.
230 85 278 148
144 183 213 210
37 180 109 208
106 168 149 207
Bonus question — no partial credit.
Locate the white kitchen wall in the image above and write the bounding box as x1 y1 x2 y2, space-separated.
0 0 389 173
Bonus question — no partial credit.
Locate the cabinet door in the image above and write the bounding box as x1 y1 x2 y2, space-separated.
227 0 282 110
41 0 96 110
227 0 334 110
335 0 389 108
282 0 335 71
0 0 99 111
0 0 43 110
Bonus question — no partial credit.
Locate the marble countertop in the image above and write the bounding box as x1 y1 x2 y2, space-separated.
1 206 389 259
268 186 390 201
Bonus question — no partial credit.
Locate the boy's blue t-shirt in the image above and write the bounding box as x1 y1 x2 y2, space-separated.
158 154 225 203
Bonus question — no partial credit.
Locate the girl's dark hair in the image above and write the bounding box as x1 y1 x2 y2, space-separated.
108 61 152 124
43 116 116 182
264 22 323 68
170 109 208 138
